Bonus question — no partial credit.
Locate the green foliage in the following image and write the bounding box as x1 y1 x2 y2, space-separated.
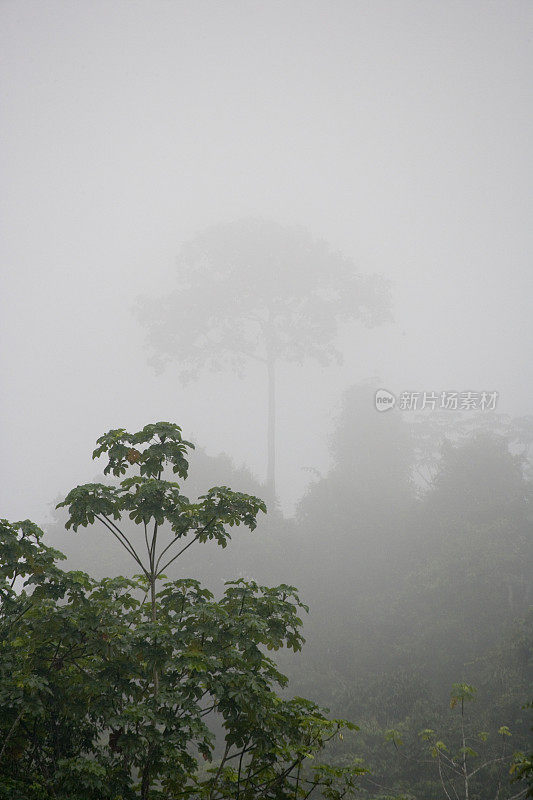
286 394 533 800
5 407 533 799
374 685 526 800
509 701 533 797
0 422 363 799
450 683 477 708
93 422 194 478
57 422 266 582
511 750 533 797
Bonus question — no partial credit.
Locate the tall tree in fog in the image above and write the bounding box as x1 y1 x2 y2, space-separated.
138 219 391 498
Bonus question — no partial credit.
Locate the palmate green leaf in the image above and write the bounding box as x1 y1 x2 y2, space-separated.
118 478 188 526
450 682 477 707
57 426 267 587
0 519 66 585
56 484 121 530
92 422 194 479
458 745 478 759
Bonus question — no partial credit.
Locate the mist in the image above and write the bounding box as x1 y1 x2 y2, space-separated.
1 3 532 799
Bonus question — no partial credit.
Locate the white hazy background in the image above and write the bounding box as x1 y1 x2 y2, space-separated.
1 0 532 523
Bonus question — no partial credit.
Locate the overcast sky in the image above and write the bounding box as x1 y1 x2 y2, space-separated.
1 0 532 523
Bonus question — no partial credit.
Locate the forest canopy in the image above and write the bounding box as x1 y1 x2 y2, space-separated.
3 406 532 799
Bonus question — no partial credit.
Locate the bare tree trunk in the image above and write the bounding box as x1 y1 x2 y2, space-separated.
267 353 276 500
461 699 469 800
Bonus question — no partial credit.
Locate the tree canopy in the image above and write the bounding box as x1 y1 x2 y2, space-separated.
137 219 391 496
0 422 363 799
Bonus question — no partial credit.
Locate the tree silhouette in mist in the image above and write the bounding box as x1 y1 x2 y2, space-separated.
138 219 391 498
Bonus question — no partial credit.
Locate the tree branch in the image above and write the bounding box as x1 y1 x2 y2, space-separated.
208 741 230 800
95 516 148 576
156 533 201 577
0 708 24 762
154 524 193 574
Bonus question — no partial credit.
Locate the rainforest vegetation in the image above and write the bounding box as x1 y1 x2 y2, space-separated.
2 393 532 799
4 3 531 799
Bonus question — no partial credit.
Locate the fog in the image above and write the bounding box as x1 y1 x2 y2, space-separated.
1 3 533 798
2 0 531 525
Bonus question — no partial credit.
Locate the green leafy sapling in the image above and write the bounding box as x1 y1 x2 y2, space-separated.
385 684 525 800
47 423 365 799
57 422 266 624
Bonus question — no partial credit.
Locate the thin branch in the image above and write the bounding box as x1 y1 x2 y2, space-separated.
508 790 528 800
157 513 219 576
468 754 511 780
436 751 455 800
301 777 320 800
150 520 158 573
248 755 302 793
154 524 193 573
96 515 148 576
156 533 202 576
236 735 252 800
97 514 141 562
208 741 230 800
0 708 24 761
101 513 140 551
143 521 151 561
194 706 215 720
0 599 34 634
295 760 301 799
224 745 256 762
